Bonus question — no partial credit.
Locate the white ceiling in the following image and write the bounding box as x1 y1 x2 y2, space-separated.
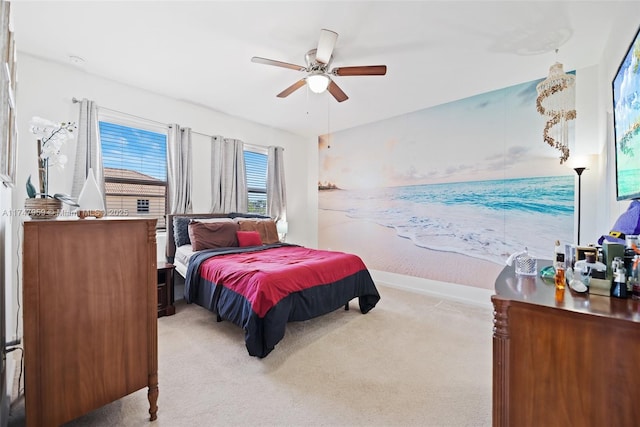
10 1 640 138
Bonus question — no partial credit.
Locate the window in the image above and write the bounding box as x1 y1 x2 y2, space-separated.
137 199 150 213
98 117 168 229
244 147 268 215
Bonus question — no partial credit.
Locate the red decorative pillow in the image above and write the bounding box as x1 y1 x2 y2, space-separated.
236 231 262 247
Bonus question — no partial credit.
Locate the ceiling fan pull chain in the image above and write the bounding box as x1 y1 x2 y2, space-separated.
327 94 331 136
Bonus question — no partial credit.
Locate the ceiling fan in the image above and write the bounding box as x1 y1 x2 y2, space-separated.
251 29 387 103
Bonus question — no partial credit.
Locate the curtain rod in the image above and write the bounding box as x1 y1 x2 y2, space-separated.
71 97 273 151
72 97 168 128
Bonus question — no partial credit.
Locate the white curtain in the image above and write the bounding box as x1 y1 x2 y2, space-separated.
72 98 105 205
167 125 192 214
267 146 286 222
210 135 247 213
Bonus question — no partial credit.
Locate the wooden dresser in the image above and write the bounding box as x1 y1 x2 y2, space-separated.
493 260 640 427
23 218 158 426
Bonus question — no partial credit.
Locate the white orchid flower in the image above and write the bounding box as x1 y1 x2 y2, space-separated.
29 116 77 196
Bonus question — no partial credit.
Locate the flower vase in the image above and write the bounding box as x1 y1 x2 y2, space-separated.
77 168 105 219
25 197 62 220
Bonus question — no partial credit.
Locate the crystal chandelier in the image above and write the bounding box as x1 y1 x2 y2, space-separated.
536 59 576 164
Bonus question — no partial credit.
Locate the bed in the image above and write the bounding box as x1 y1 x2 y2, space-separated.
166 213 381 358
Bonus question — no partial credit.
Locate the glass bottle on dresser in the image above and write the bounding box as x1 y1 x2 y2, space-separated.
554 240 565 271
611 263 628 299
554 267 565 303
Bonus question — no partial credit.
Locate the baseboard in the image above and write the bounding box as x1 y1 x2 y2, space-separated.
370 269 493 309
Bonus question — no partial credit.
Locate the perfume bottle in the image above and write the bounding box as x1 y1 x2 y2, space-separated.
554 240 565 271
611 266 628 299
555 266 565 295
554 267 566 304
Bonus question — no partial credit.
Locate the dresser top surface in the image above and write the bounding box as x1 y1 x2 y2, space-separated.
495 259 640 323
24 216 157 226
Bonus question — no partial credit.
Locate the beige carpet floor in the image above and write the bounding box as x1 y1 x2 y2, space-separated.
8 285 493 427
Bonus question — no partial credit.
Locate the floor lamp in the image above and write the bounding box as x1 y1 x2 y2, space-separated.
574 167 586 245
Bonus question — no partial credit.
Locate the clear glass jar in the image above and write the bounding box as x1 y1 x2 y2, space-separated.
515 250 537 276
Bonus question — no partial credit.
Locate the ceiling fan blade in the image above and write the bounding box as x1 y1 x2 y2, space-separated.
277 79 306 98
251 56 306 71
332 65 387 76
316 29 338 64
327 80 349 103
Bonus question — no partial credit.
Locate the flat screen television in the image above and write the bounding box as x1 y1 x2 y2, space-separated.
613 25 640 201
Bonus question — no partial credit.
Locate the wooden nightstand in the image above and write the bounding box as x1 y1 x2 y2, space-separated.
157 263 175 317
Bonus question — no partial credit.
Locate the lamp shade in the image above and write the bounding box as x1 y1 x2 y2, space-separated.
306 74 330 94
276 220 288 235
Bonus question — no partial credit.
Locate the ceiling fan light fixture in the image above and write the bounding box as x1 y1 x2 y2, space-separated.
306 73 330 94
252 29 387 102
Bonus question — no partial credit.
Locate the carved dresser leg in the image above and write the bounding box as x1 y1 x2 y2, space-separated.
148 372 159 421
492 296 511 427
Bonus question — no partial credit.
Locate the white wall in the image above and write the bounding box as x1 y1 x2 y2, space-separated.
573 65 602 246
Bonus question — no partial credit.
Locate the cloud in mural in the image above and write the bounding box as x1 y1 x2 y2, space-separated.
319 77 570 190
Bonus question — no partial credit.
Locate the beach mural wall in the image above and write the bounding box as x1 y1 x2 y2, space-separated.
318 77 575 290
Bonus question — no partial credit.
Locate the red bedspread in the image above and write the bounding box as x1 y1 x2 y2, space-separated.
198 246 367 317
185 243 380 357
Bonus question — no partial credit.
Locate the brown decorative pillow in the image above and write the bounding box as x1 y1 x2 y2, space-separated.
188 221 239 251
236 219 279 244
173 217 233 247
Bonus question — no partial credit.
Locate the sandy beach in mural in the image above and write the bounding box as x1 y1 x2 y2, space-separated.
319 208 503 290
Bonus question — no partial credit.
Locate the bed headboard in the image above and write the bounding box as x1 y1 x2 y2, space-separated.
166 213 230 262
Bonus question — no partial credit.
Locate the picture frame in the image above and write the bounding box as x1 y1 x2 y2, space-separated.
0 0 16 186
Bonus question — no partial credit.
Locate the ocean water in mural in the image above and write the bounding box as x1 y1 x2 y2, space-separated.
318 75 577 288
319 176 573 266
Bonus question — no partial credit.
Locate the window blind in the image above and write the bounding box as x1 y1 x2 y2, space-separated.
244 150 267 215
99 121 167 228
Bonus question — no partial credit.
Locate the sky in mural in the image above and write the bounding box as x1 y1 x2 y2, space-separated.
319 79 573 190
